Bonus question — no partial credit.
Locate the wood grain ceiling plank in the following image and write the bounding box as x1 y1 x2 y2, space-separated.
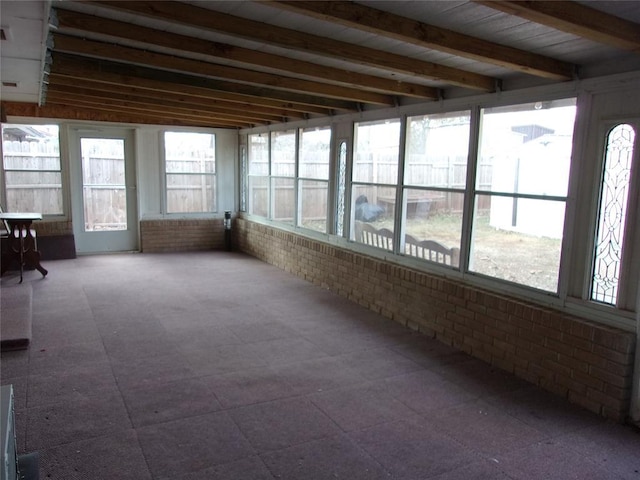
52 34 396 106
49 74 305 120
52 54 352 115
55 8 438 99
45 97 253 127
475 1 640 52
91 0 496 91
1 101 241 128
46 85 287 123
269 1 575 80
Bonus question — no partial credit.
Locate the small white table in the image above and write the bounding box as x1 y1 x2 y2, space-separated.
0 212 48 283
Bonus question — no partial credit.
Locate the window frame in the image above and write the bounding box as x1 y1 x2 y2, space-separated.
349 118 402 250
161 130 218 216
586 119 640 312
400 110 473 269
297 126 332 234
0 122 67 219
239 80 640 330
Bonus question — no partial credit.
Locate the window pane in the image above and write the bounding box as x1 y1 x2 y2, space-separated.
240 145 247 212
272 177 295 224
4 171 62 214
478 100 576 196
165 132 215 173
300 180 328 233
249 134 269 175
403 188 463 267
351 185 396 249
166 174 215 213
164 132 216 213
470 195 565 292
271 130 296 177
249 176 269 217
2 124 63 214
336 141 347 237
353 119 400 183
405 111 470 187
300 127 331 180
591 124 635 305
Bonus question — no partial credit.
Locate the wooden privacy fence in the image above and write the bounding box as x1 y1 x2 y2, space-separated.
2 140 62 214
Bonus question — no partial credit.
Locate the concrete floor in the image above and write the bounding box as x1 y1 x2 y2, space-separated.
1 251 639 479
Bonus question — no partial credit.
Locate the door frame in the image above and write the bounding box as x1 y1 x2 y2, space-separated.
68 127 139 254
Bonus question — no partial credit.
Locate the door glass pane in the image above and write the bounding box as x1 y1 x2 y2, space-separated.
81 138 127 232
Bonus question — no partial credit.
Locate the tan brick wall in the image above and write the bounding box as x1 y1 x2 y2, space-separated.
235 218 636 422
33 220 73 236
141 218 225 253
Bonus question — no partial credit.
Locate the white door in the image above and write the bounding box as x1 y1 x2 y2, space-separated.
70 128 138 253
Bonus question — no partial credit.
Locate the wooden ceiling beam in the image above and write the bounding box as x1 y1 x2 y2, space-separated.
48 75 306 121
475 1 640 52
269 1 574 80
91 1 496 91
52 54 351 115
52 34 396 106
1 101 241 128
46 86 287 124
55 8 438 99
45 97 252 128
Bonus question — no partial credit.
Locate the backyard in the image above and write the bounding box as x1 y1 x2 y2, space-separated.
366 213 562 293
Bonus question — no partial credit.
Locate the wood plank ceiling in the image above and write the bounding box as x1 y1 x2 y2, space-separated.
3 0 640 129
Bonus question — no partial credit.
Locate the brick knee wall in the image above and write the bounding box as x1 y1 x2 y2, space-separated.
141 219 225 252
235 218 636 422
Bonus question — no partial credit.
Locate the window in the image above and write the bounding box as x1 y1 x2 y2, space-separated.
403 111 470 267
336 141 348 236
470 99 576 292
248 133 269 217
239 144 247 212
351 119 401 250
591 123 636 305
247 127 332 232
299 127 330 233
270 130 296 224
1 124 63 215
164 132 216 213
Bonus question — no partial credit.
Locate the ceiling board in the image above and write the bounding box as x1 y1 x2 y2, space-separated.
0 0 638 128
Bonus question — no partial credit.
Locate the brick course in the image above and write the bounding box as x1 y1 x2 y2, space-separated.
235 218 636 422
141 218 225 252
